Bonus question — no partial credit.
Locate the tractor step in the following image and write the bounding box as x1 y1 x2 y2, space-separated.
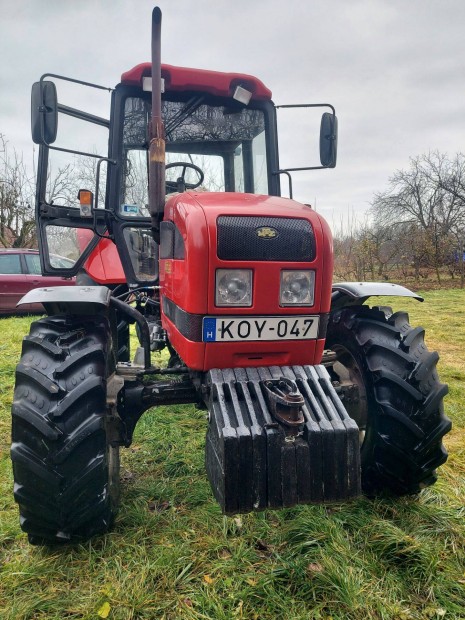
205 365 361 514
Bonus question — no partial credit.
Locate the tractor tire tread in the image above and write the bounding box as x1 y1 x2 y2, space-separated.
326 305 450 496
11 315 119 544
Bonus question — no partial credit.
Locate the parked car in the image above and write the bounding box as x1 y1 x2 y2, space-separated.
0 248 75 315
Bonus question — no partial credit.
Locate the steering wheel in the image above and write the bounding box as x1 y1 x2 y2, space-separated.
165 162 205 193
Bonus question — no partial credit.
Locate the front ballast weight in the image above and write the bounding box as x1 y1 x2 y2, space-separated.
121 362 363 513
205 365 361 514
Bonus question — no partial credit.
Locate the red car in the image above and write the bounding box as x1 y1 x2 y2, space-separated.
0 249 75 315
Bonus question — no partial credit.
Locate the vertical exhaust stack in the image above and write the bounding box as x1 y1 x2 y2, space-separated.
149 6 165 243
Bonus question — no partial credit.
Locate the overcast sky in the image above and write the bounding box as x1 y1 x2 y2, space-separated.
1 0 464 230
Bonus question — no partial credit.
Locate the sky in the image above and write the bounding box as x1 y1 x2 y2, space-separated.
1 0 465 231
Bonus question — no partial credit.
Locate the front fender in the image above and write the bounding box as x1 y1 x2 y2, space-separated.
331 281 423 311
17 285 111 316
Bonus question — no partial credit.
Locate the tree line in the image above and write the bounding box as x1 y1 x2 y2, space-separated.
2 130 464 286
333 152 465 287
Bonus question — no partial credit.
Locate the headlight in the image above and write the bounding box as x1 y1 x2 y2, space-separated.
280 270 315 306
216 269 252 306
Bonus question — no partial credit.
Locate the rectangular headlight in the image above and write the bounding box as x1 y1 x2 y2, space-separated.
216 269 252 307
280 270 315 306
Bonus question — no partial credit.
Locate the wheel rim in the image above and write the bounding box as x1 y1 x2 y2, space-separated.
330 345 368 445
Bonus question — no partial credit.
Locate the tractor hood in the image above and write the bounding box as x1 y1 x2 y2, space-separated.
182 190 315 219
160 190 334 371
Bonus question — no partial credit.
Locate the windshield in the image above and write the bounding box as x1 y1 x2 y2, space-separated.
120 95 269 217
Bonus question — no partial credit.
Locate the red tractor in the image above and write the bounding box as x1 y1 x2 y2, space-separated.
11 8 450 544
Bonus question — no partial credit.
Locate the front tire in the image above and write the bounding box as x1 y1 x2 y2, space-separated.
326 305 451 496
11 314 120 544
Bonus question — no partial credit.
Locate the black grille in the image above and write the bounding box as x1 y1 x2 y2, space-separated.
217 216 315 261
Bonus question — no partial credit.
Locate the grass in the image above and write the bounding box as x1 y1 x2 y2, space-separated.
1 291 465 619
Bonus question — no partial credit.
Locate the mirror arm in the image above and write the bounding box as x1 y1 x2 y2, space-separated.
57 103 110 129
46 144 110 160
275 103 336 115
279 165 329 172
275 103 337 171
40 73 112 93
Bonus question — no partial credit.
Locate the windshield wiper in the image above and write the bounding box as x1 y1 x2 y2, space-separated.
164 96 205 138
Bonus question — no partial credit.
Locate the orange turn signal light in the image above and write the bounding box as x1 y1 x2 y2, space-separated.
78 189 93 206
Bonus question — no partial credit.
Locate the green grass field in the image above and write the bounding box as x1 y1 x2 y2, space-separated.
1 290 464 619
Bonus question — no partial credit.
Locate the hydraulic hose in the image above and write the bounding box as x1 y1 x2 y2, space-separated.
109 296 151 369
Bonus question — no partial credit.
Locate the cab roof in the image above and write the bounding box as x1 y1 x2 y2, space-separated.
120 63 272 101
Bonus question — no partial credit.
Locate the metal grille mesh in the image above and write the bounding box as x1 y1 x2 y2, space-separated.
217 216 315 261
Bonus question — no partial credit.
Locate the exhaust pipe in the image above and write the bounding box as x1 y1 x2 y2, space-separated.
148 6 165 243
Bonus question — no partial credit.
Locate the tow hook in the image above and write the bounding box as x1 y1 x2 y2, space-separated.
263 377 305 428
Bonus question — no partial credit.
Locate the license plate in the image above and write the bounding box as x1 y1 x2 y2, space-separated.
202 315 319 342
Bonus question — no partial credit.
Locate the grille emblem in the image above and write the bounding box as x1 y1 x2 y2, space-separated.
256 226 279 239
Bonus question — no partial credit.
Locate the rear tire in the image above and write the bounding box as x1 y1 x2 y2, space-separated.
11 314 120 544
325 305 450 496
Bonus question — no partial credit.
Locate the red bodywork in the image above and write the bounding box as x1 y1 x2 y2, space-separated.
121 63 272 100
83 238 126 284
160 192 333 372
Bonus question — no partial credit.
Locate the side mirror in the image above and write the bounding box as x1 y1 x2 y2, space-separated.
319 112 338 168
31 81 58 144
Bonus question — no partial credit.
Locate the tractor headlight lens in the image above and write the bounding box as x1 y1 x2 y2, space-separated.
280 270 315 306
216 269 252 306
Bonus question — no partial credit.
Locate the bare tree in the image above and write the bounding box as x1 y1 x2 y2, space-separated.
369 153 465 284
0 134 35 247
0 133 99 248
422 152 465 286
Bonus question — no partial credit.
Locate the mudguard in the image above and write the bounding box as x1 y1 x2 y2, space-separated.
17 285 111 315
331 281 423 310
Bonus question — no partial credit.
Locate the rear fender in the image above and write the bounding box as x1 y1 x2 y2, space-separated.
331 282 423 311
17 285 111 316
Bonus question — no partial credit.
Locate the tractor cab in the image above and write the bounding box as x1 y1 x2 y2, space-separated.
120 63 277 201
31 62 337 288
